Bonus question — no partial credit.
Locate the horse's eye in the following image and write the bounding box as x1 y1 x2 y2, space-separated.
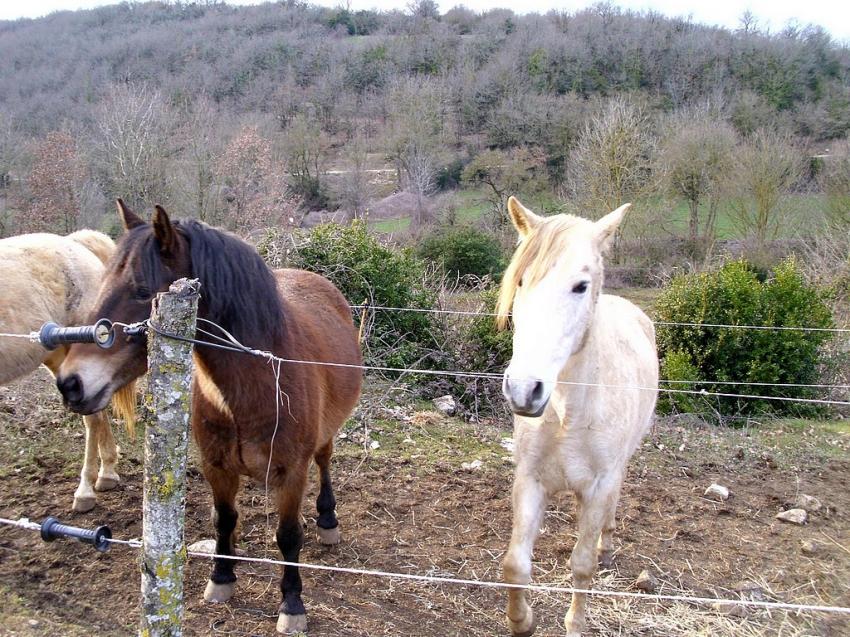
133 286 152 300
572 281 589 294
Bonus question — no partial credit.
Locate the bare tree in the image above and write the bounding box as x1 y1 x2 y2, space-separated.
25 130 86 233
333 130 373 220
215 125 295 232
95 83 171 209
728 129 804 248
173 96 223 223
385 77 448 227
282 110 329 209
564 96 657 261
0 112 22 236
818 138 850 234
462 147 546 230
658 110 737 250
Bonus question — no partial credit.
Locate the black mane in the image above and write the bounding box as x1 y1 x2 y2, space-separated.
122 220 284 348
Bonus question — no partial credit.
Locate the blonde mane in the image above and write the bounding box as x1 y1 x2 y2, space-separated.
496 214 589 330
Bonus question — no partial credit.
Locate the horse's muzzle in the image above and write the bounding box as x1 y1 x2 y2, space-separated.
56 374 105 415
503 376 549 418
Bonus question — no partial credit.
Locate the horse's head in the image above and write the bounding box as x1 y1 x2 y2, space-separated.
57 200 191 415
497 196 630 417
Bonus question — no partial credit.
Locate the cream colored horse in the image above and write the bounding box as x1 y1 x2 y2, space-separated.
0 230 134 512
497 197 658 637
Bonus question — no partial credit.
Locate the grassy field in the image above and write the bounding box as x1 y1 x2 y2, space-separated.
370 187 827 242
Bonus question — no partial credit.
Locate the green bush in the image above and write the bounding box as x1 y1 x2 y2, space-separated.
286 221 439 369
417 225 506 281
656 258 834 418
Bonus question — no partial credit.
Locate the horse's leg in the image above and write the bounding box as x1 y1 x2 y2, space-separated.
275 464 309 634
314 440 340 545
564 482 618 637
44 351 100 513
503 470 546 637
596 481 622 569
94 411 120 492
203 464 240 604
72 413 101 513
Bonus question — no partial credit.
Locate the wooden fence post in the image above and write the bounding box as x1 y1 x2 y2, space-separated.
140 278 200 637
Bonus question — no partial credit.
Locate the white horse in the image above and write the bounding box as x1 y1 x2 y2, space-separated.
497 197 659 637
0 230 135 512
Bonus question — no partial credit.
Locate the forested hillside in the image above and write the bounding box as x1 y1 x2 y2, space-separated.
0 0 848 239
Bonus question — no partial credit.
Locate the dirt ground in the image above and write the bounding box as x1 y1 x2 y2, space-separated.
1 371 849 637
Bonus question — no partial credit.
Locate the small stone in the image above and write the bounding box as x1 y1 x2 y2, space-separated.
461 459 483 471
188 539 217 554
704 483 730 501
369 440 380 450
800 539 820 555
28 620 40 628
402 437 415 445
634 569 657 592
732 580 766 601
793 494 822 513
500 437 515 452
711 601 749 618
432 395 457 416
775 508 807 525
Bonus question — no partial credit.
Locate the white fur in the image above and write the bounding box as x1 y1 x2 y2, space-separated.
501 202 658 636
0 230 121 513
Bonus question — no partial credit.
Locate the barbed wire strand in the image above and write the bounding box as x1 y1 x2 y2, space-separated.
143 319 850 407
0 527 826 616
351 304 850 334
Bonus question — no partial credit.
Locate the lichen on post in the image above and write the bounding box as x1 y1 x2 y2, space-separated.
140 278 200 637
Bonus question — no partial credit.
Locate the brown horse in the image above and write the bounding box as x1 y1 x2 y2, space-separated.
56 201 362 634
0 229 135 513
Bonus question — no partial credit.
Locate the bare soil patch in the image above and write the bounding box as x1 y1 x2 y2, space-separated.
1 372 848 636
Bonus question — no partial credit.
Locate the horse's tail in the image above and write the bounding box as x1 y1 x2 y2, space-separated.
112 380 137 438
67 230 116 265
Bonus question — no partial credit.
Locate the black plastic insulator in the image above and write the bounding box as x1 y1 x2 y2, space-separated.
40 516 112 552
38 318 115 350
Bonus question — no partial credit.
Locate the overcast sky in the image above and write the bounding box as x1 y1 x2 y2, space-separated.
1 1 848 42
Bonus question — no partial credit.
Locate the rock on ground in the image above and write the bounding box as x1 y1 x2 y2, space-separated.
793 493 822 513
775 508 808 525
704 483 730 501
432 395 457 416
634 569 657 592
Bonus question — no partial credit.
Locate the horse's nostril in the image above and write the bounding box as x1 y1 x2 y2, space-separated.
531 381 544 402
58 375 83 403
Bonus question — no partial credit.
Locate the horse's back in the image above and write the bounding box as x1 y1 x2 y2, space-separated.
0 231 114 384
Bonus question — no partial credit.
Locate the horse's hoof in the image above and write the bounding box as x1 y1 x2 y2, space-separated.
508 607 537 637
598 551 614 569
95 475 120 491
277 612 307 634
204 580 235 603
317 525 340 545
72 496 96 513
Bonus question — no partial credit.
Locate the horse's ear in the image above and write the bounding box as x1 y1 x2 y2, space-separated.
152 205 177 255
116 198 145 231
595 203 631 253
507 196 542 239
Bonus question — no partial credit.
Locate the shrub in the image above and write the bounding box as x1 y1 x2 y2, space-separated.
431 286 514 417
417 226 506 281
656 258 834 419
283 221 439 369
